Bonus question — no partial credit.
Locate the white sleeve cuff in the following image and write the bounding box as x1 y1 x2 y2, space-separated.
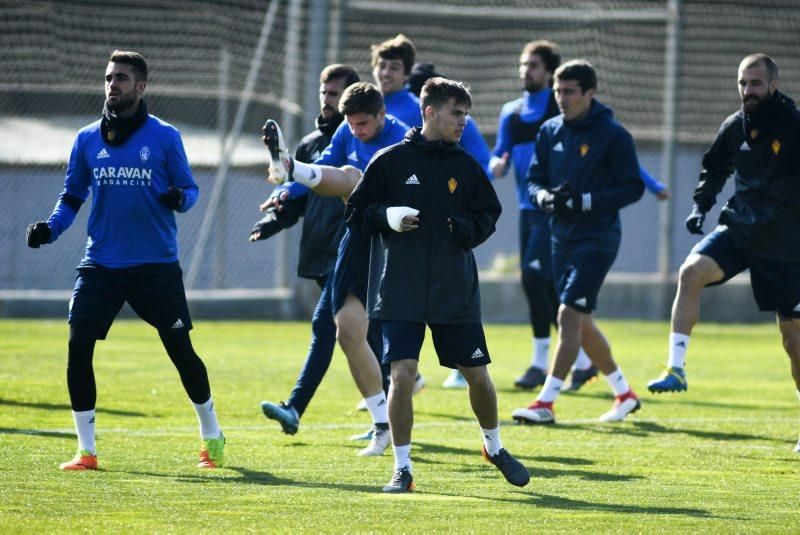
386 206 419 232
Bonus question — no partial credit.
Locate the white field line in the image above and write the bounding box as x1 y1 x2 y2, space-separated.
23 416 799 438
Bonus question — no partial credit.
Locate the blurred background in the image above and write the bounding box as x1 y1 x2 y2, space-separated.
3 0 799 319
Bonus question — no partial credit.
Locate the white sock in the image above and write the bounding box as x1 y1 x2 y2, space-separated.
605 368 630 396
537 375 564 403
668 333 690 369
364 392 388 424
192 397 222 440
292 160 323 188
72 409 96 455
393 443 412 472
573 347 592 371
481 426 503 456
531 337 550 369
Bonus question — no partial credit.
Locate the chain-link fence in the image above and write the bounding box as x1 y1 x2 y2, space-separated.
3 0 800 292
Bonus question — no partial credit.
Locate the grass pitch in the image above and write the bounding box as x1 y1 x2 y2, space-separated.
1 318 799 532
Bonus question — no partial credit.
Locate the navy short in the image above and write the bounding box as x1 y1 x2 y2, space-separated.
69 261 193 339
552 245 617 313
332 228 369 315
381 320 491 369
692 226 800 318
519 209 553 281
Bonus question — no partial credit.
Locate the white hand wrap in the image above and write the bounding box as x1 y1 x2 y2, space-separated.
386 206 419 232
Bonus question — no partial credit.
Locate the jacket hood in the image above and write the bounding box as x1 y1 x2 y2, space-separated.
316 112 343 137
405 127 465 154
740 90 796 136
564 99 613 129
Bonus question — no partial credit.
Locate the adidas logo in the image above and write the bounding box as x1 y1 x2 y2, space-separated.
89 417 95 424
574 297 587 307
471 347 485 359
676 341 687 348
378 399 386 406
405 174 420 185
171 318 185 329
739 141 750 151
97 148 110 159
528 259 541 270
348 150 358 162
553 142 564 152
309 169 317 180
794 302 800 313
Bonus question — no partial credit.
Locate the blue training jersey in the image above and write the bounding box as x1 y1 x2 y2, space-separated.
493 88 554 209
316 114 410 171
384 88 492 178
46 115 198 268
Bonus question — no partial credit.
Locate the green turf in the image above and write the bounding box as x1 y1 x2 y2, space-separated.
1 319 798 532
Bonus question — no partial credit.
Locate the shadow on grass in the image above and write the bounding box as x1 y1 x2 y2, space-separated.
0 398 147 417
0 427 76 439
622 421 778 442
524 492 712 517
415 411 476 423
112 466 378 493
530 455 595 466
507 417 778 443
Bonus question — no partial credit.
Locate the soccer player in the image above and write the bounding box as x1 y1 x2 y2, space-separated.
251 64 375 437
645 54 800 450
346 77 530 493
370 34 493 390
370 34 492 176
259 82 409 456
492 41 670 393
25 50 224 470
511 60 644 425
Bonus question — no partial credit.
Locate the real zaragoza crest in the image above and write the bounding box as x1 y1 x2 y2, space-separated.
140 146 150 163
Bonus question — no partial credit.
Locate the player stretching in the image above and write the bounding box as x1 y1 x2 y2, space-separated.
511 60 644 425
346 77 530 493
26 50 224 470
646 54 800 450
259 82 409 456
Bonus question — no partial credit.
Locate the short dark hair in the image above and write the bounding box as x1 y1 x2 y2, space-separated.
320 64 360 87
109 50 148 81
370 34 416 74
338 82 385 116
521 40 561 75
739 53 779 81
555 59 597 93
420 77 472 112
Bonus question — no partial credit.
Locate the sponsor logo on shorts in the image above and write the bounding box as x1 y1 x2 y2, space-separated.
528 259 541 270
171 318 185 329
405 174 420 185
574 297 587 307
793 302 800 313
471 348 485 359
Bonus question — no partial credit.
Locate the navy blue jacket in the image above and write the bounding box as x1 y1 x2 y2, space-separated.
527 99 644 250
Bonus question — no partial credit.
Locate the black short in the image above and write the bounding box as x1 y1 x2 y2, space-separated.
381 320 491 369
692 227 800 318
69 261 193 339
331 228 369 315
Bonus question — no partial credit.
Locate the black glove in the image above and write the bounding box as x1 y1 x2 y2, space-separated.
159 186 184 211
550 183 582 214
26 221 51 248
249 208 284 241
685 205 706 235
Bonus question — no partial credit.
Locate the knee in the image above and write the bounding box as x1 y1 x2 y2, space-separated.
780 325 800 358
678 260 710 290
461 367 491 389
335 320 364 353
390 364 417 394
